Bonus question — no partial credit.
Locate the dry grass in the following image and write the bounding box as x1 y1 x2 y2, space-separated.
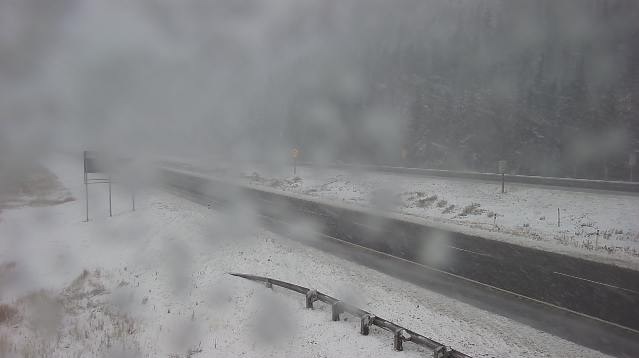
416 195 438 208
0 334 11 356
0 165 73 211
0 261 16 275
2 269 141 357
403 191 439 208
0 262 20 326
459 203 484 217
0 304 19 325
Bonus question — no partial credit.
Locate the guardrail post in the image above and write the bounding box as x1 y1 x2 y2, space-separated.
228 272 472 358
265 279 272 289
332 301 343 321
433 345 451 358
393 329 410 351
360 314 374 335
305 289 317 309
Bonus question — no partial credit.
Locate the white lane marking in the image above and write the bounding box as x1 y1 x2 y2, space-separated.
179 189 639 336
447 245 493 258
255 213 639 335
319 232 639 335
553 271 639 295
354 221 493 258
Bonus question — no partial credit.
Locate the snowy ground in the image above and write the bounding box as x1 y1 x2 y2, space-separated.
0 156 612 357
0 163 74 216
196 163 639 269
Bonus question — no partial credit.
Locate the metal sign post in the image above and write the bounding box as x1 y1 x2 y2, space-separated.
84 156 89 222
83 151 135 221
108 176 112 217
291 148 299 176
630 151 637 182
84 151 113 221
498 160 507 193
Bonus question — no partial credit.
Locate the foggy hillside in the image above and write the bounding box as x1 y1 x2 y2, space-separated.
1 0 638 179
2 2 639 357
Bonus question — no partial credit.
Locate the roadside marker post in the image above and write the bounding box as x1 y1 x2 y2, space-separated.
558 208 561 228
108 175 112 217
498 160 508 193
630 151 637 182
291 148 299 176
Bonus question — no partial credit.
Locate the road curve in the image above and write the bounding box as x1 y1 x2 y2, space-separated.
159 166 639 357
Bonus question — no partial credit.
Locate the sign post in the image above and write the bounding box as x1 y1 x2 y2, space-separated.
291 148 299 176
630 151 637 182
108 176 112 217
83 151 135 221
498 160 507 193
84 154 89 222
84 151 113 221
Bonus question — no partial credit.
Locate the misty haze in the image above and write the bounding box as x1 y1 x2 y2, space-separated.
1 1 638 357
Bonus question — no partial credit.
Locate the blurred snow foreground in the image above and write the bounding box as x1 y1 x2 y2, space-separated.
0 156 610 357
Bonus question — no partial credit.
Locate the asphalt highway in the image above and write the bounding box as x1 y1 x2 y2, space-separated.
160 167 639 357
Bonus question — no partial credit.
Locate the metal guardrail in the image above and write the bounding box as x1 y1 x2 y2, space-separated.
296 162 639 193
231 273 472 358
155 158 639 193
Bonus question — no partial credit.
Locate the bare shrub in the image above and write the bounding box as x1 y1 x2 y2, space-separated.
405 191 425 201
0 261 16 274
459 203 484 217
442 204 455 214
5 269 141 357
0 303 19 325
0 261 17 283
416 195 438 208
18 290 63 335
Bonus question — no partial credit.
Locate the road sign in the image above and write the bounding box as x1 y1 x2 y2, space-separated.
83 151 135 221
84 151 102 173
401 148 408 160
